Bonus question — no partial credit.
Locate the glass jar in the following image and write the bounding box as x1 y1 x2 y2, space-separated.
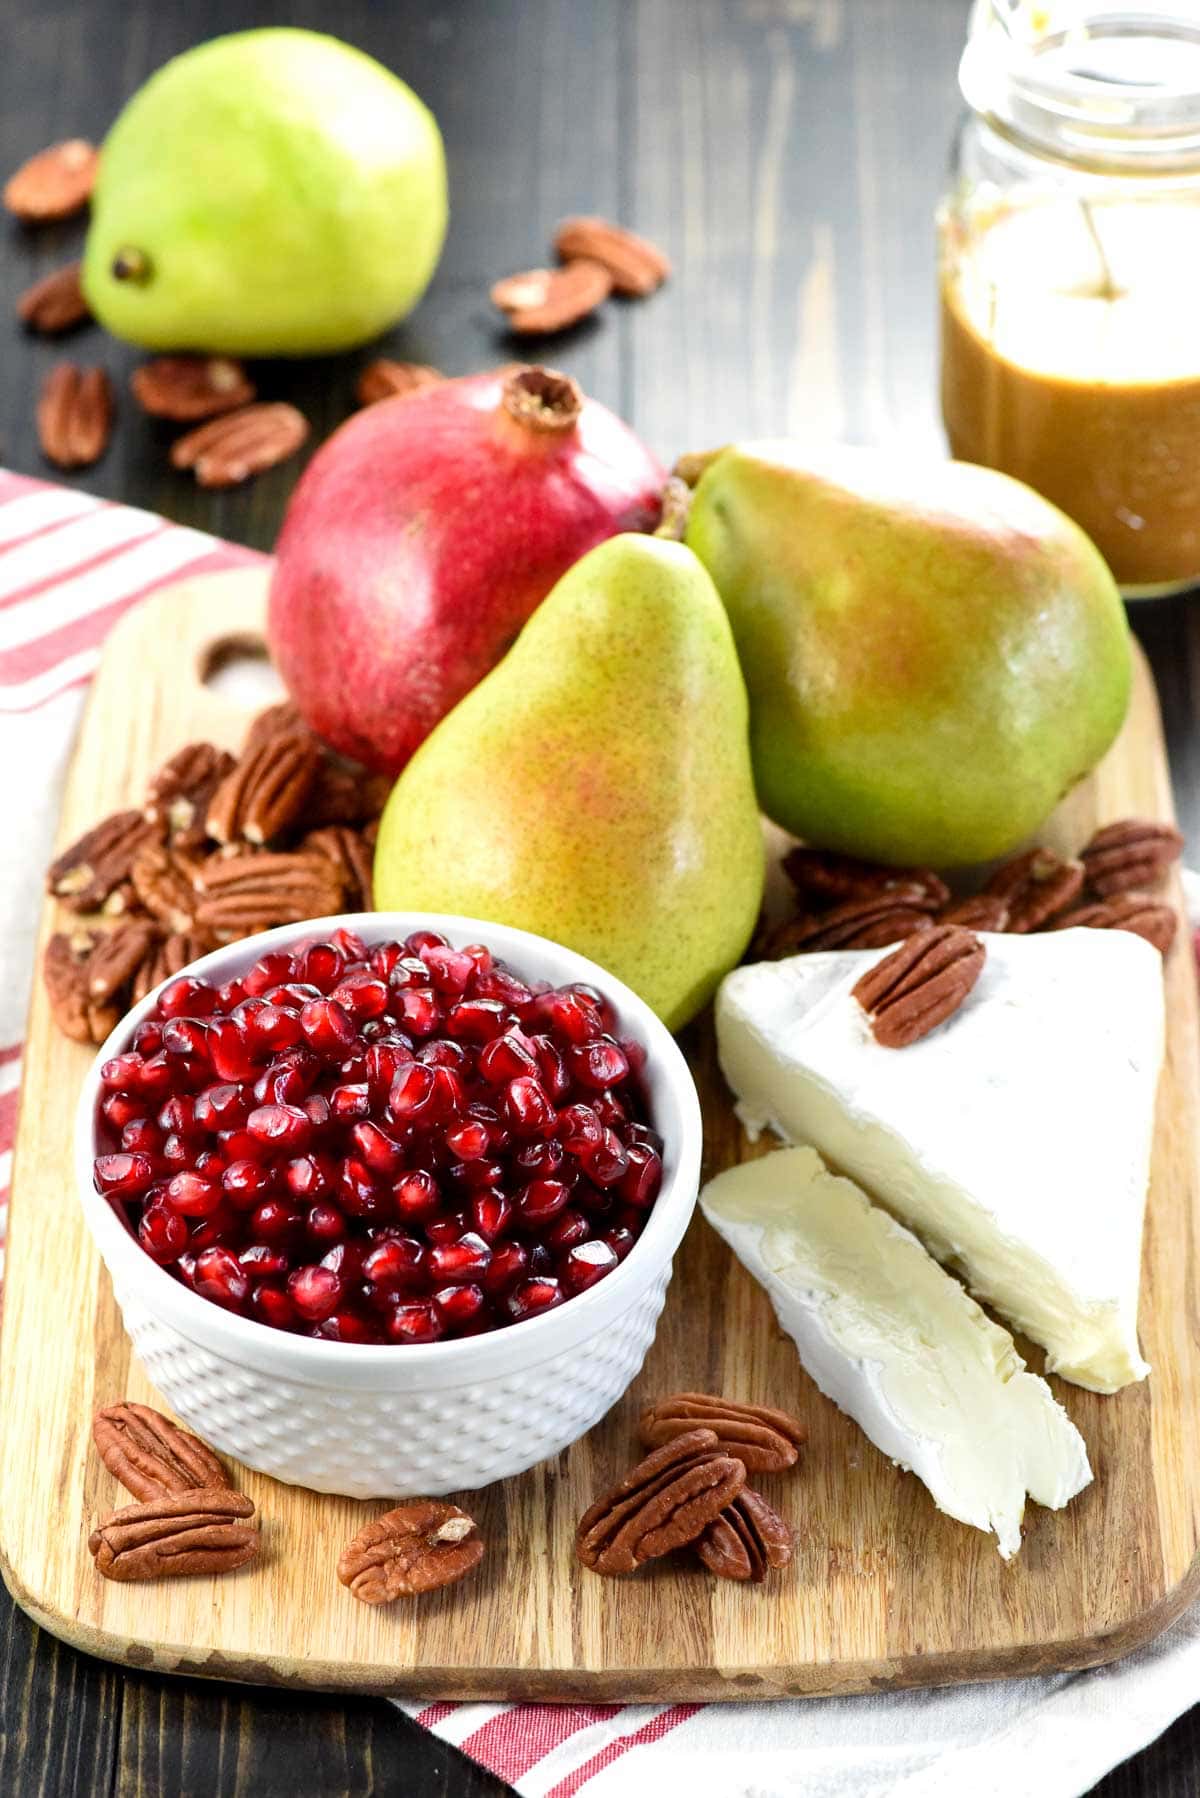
939 1 1200 596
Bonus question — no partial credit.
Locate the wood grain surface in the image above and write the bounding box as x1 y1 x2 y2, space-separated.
2 567 1197 1705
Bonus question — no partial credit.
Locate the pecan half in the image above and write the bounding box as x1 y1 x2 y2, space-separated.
938 893 1010 933
554 217 671 297
1052 892 1178 955
132 929 215 1003
170 403 309 488
89 1489 258 1582
193 852 346 936
637 1393 806 1475
781 846 950 912
1080 818 1184 898
206 732 322 846
44 930 118 1044
695 1488 794 1583
86 919 161 1003
355 359 444 407
93 1403 231 1502
132 355 255 421
4 139 98 220
144 742 237 851
131 842 199 932
302 826 374 909
576 1429 746 1575
491 260 612 334
241 702 311 758
48 809 163 911
768 896 935 956
337 1500 483 1603
852 924 986 1049
984 847 1084 932
17 262 89 334
38 363 114 470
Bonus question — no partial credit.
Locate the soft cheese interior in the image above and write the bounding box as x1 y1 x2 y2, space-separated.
702 1146 1092 1557
716 929 1164 1393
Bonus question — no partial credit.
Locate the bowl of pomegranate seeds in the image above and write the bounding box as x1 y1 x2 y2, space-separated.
76 913 702 1497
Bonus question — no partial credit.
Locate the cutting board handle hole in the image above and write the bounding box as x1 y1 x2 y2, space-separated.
201 634 287 710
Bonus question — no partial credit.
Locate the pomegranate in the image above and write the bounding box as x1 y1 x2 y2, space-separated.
267 365 665 773
94 927 664 1344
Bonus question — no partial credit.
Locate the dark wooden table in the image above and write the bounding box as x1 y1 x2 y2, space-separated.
1 2 1198 1793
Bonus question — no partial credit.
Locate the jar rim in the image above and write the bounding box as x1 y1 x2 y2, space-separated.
960 1 1200 172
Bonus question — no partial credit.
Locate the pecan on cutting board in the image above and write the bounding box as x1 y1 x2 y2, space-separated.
89 1489 258 1582
93 1403 232 1503
576 1428 746 1575
338 1500 483 1603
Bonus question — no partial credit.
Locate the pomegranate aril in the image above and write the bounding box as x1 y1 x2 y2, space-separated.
300 996 358 1055
217 978 245 1009
514 1137 566 1179
593 1092 628 1130
338 1158 387 1219
603 1225 637 1262
478 1027 538 1085
138 1203 188 1263
366 1041 411 1101
363 1236 426 1288
158 975 218 1019
368 940 404 981
320 1238 366 1281
534 989 599 1045
252 1283 298 1329
433 1282 486 1333
238 1242 290 1277
417 1036 471 1071
503 1075 556 1137
471 1189 513 1242
244 1002 304 1056
262 1048 320 1104
515 1178 570 1226
424 1208 470 1246
481 1239 529 1294
331 972 389 1020
330 1081 370 1122
504 1276 564 1321
94 1152 157 1199
121 1117 163 1156
331 926 369 961
302 941 345 990
242 950 298 997
619 1143 663 1208
582 1127 629 1188
448 1157 506 1190
421 944 476 996
386 1300 443 1344
163 1172 223 1218
161 1017 211 1062
350 1120 405 1175
251 1198 301 1241
626 1121 664 1155
562 1239 619 1292
195 1082 250 1132
247 1102 312 1152
571 982 617 1030
445 998 509 1043
428 1065 465 1118
404 928 448 956
569 1037 630 1090
131 1021 163 1056
527 1242 554 1277
394 985 442 1036
208 1019 258 1081
222 1158 274 1209
531 1035 570 1100
218 1125 264 1163
101 1091 144 1131
388 1059 437 1122
311 1310 378 1344
193 1246 249 1310
287 1264 343 1321
474 967 535 1013
545 1206 589 1251
161 1132 192 1171
445 1118 490 1161
557 1102 603 1156
304 1094 331 1130
305 1201 347 1245
386 955 429 993
392 1169 441 1225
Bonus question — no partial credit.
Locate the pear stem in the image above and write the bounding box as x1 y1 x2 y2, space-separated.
654 475 693 540
501 366 583 433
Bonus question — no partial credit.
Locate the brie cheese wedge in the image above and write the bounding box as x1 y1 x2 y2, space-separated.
701 1145 1092 1557
716 928 1163 1392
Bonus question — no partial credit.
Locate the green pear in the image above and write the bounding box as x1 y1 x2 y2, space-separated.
83 29 446 356
373 534 764 1030
685 443 1132 867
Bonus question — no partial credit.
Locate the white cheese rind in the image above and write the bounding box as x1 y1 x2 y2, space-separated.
701 1146 1092 1557
715 929 1163 1392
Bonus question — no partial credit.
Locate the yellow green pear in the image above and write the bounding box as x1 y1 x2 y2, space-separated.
685 443 1132 867
373 534 764 1030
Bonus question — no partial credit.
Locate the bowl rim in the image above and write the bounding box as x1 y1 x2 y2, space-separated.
75 911 702 1386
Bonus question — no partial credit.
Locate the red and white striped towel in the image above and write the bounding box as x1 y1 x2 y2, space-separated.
4 467 1199 1798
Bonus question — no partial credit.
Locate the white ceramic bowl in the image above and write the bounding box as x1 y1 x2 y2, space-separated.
76 913 702 1499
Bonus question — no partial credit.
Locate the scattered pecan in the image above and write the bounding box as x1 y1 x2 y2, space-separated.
337 1500 483 1603
937 893 1010 932
355 358 444 407
88 1489 258 1582
984 847 1084 932
38 363 115 470
695 1488 794 1583
491 260 612 334
781 846 950 912
302 826 374 909
1052 892 1178 956
576 1428 746 1576
768 896 935 955
170 402 309 488
130 842 199 932
193 851 346 937
17 261 90 334
47 809 163 912
86 919 161 1002
241 701 311 758
637 1393 806 1475
101 881 138 919
554 216 670 297
132 355 255 421
144 742 237 852
43 930 117 1044
852 925 986 1049
1080 818 1184 898
206 732 323 846
92 1403 231 1502
305 760 393 829
4 139 98 220
132 929 215 1003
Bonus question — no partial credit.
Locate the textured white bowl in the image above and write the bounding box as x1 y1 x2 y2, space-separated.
76 913 702 1499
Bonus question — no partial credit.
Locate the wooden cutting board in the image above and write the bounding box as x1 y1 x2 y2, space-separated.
3 567 1198 1701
